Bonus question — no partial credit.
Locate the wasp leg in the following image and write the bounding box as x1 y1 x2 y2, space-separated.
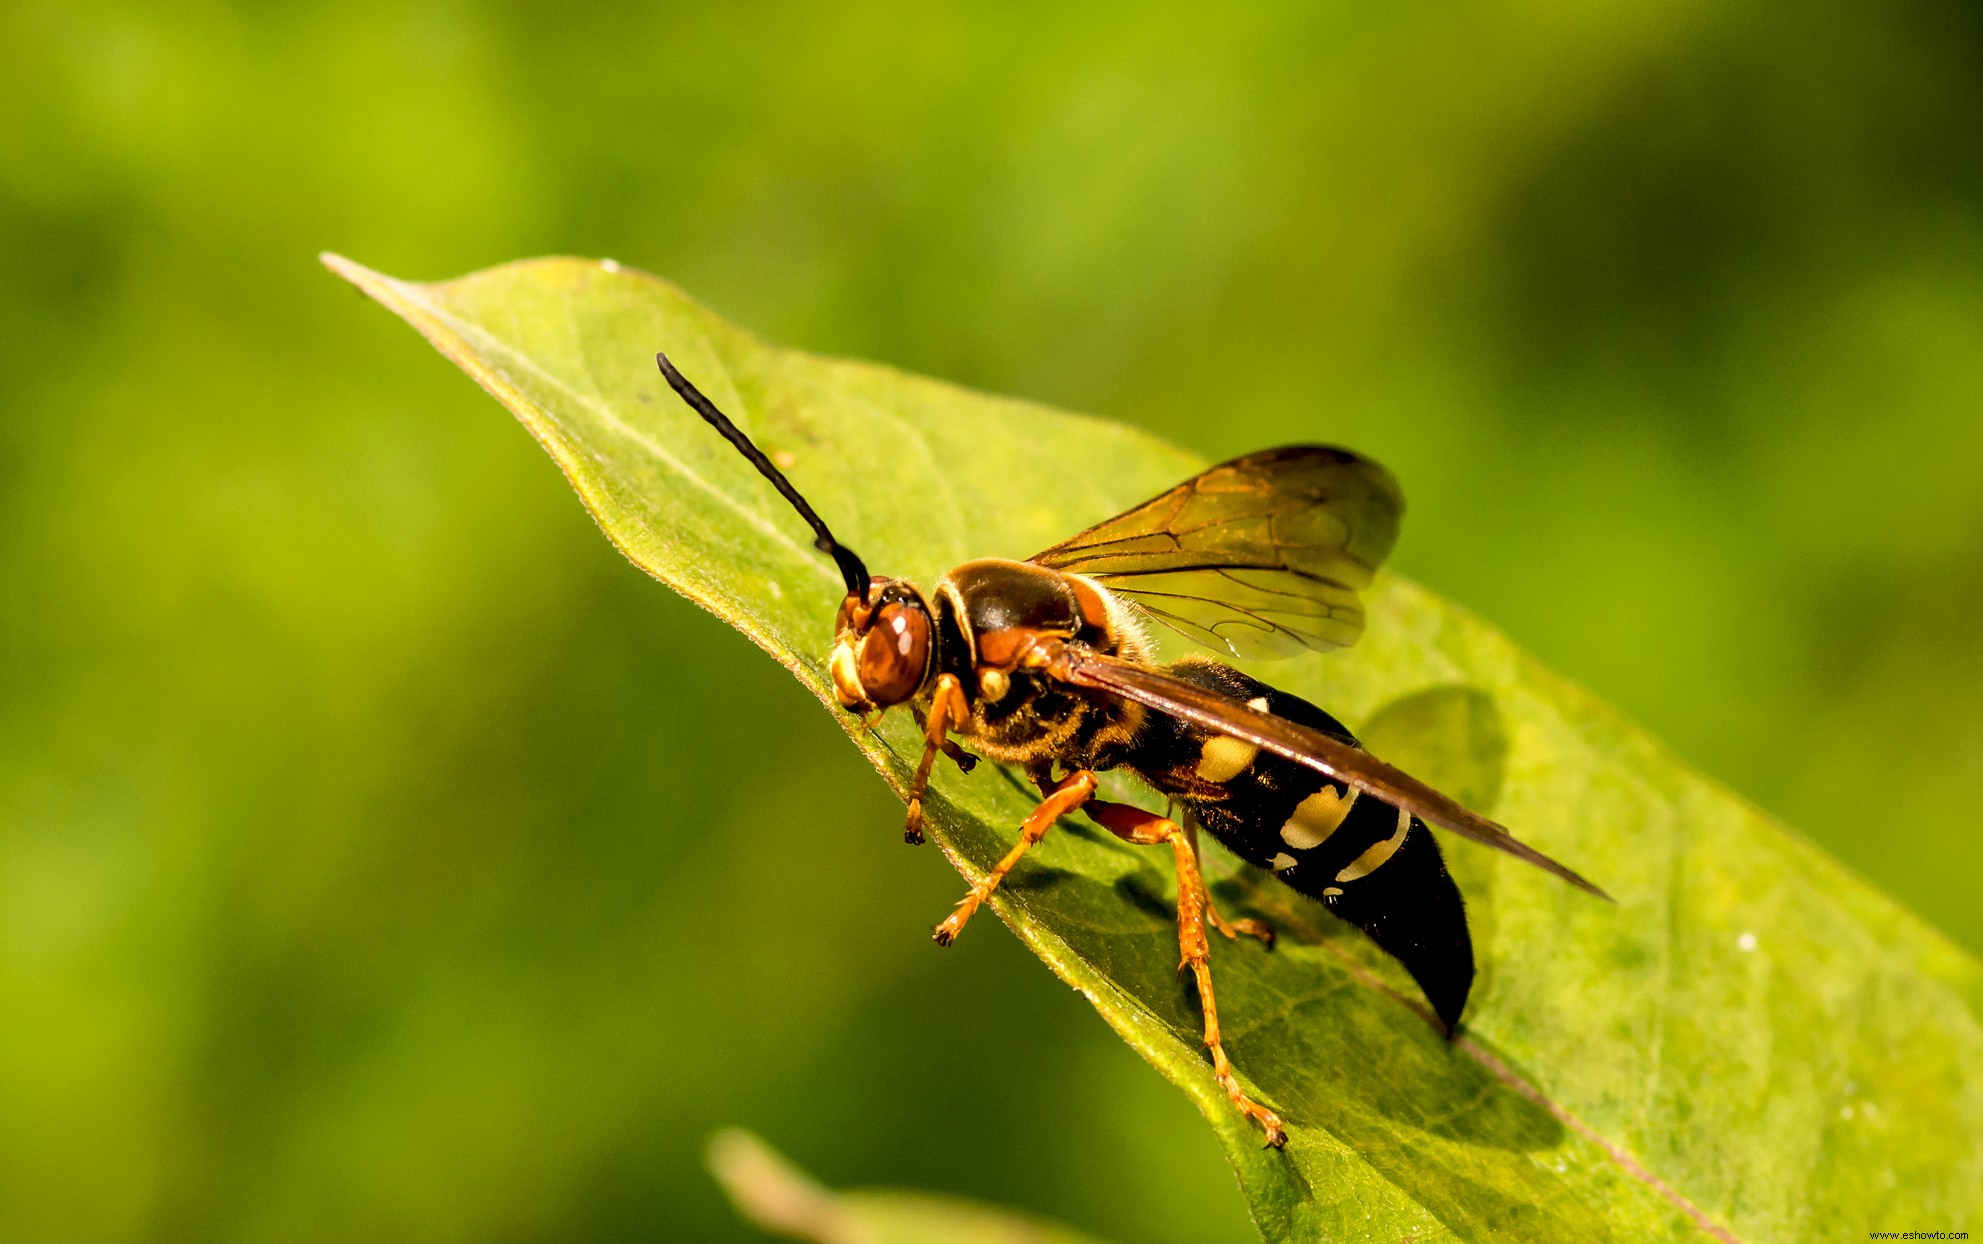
1184 818 1275 949
1087 798 1288 1149
912 709 977 774
932 770 1096 946
904 673 971 845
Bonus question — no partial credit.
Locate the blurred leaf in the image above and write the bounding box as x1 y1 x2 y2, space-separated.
710 1128 1115 1244
326 254 1983 1242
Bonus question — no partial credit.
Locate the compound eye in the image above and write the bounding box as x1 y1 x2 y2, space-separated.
856 602 930 707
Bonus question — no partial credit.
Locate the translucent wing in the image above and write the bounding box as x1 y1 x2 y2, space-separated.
1030 446 1403 659
1053 646 1611 898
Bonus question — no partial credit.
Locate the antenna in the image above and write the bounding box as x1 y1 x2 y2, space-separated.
656 353 872 602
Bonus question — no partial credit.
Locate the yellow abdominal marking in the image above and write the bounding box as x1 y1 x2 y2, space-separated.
1196 735 1259 783
1336 804 1411 883
1323 886 1343 897
1268 852 1298 871
1280 785 1358 849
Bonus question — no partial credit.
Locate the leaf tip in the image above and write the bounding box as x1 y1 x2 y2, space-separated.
319 251 402 308
318 250 365 282
706 1128 840 1238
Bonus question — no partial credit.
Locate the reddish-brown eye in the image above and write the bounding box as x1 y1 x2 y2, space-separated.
856 602 930 707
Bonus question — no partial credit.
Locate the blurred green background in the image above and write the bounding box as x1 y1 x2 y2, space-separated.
4 2 1981 1241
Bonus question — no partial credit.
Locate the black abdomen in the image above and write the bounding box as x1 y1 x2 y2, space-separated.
1126 657 1475 1033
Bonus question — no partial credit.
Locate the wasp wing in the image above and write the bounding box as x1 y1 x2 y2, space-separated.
1055 646 1610 898
1030 446 1404 659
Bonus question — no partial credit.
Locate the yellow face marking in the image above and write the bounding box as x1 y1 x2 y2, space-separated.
1336 805 1411 883
1268 852 1299 872
1246 696 1270 711
829 641 865 708
1195 735 1259 783
1280 785 1359 850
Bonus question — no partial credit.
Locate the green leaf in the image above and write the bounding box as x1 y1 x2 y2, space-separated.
324 253 1983 1242
710 1128 1117 1244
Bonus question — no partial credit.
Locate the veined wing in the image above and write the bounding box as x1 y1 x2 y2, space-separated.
1030 446 1403 659
1054 646 1611 898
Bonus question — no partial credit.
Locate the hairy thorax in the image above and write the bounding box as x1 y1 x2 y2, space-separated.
956 670 1147 772
922 558 1153 773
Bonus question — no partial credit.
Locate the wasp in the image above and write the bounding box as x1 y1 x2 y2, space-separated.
657 354 1607 1148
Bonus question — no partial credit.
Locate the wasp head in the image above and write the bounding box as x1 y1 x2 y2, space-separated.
655 353 926 712
831 578 933 712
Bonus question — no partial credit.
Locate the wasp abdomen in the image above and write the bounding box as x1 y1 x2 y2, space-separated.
1127 657 1475 1033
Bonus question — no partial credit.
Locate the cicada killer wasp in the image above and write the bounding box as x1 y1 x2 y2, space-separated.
657 354 1608 1148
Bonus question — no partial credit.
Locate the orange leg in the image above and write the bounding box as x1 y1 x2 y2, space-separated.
903 673 971 845
1087 798 1288 1149
1184 819 1276 949
933 770 1097 946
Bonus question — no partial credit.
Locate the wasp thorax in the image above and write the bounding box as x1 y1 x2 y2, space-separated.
830 580 932 711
